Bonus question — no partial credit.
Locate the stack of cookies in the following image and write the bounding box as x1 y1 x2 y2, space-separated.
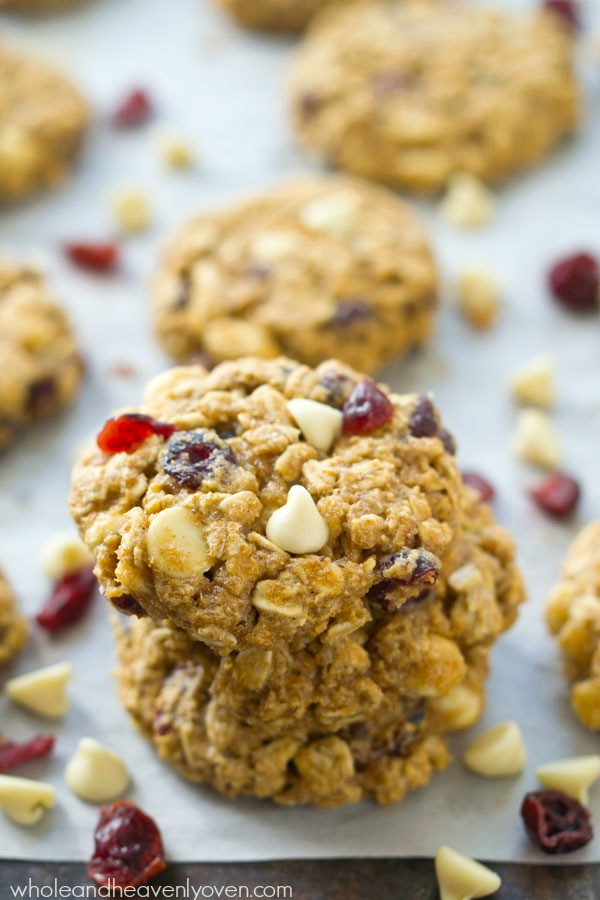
70 356 524 807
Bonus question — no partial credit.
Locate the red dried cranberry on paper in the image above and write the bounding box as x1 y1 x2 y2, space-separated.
65 242 119 273
97 413 176 454
36 567 97 631
0 734 55 773
342 380 394 435
111 89 153 128
88 801 166 890
530 472 580 519
521 790 593 854
548 252 599 313
543 0 581 30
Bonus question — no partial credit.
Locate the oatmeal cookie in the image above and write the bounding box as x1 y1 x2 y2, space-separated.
70 357 523 661
113 472 521 807
0 258 84 449
0 45 87 202
0 569 27 666
216 0 342 33
153 177 437 373
289 0 579 193
547 523 600 731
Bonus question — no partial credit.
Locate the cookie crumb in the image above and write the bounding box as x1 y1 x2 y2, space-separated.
111 188 151 234
457 266 500 330
512 408 562 469
439 173 494 228
510 356 555 409
157 132 194 169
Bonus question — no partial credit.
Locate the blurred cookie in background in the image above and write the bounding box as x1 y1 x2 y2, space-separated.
289 0 580 193
0 569 26 666
0 45 87 202
0 258 84 449
153 176 438 374
215 0 345 34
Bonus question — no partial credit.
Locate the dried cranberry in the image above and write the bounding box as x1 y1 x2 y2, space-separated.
521 790 593 854
111 594 147 618
548 252 599 313
342 380 394 435
111 89 153 128
462 471 495 503
409 396 438 438
331 299 373 327
372 70 418 95
530 472 580 519
438 427 456 455
368 550 439 610
36 566 96 631
88 801 166 890
543 0 581 29
65 242 119 273
162 431 235 489
0 734 55 773
298 92 321 119
97 413 176 454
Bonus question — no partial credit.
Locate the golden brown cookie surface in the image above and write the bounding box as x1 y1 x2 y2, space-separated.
153 177 437 373
547 523 600 731
216 0 344 33
289 1 579 192
0 569 27 666
0 258 84 448
0 46 87 202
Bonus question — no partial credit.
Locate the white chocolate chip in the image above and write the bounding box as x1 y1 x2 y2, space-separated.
434 683 482 732
435 846 501 900
266 485 329 555
111 187 151 234
299 189 360 238
40 532 93 580
536 755 600 806
0 775 55 826
147 506 213 578
512 408 562 469
287 398 343 452
464 722 526 777
251 230 300 264
5 662 71 718
509 356 556 409
65 738 130 803
457 266 500 331
203 317 278 360
439 174 494 229
448 563 483 592
157 132 194 169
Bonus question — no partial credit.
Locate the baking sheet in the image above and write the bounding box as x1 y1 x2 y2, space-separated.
1 0 600 865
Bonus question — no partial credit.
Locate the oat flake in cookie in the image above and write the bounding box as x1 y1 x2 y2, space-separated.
216 0 344 33
0 258 84 449
0 46 87 203
547 523 600 731
289 0 579 193
153 177 438 374
0 570 27 666
71 357 523 806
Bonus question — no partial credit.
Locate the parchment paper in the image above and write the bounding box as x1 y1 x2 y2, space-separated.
0 0 599 864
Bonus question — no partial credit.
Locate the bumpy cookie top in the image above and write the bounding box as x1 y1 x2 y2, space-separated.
0 569 27 665
547 522 600 730
153 177 437 374
289 0 579 192
0 46 87 202
0 258 83 448
71 357 471 654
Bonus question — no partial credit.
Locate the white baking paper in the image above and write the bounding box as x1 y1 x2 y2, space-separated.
0 0 599 864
